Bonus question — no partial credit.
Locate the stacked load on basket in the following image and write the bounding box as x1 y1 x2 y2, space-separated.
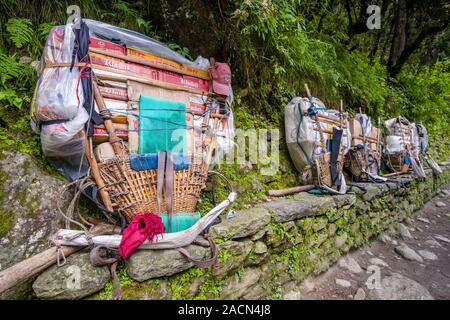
344 111 386 182
31 19 236 241
383 116 426 178
285 84 350 194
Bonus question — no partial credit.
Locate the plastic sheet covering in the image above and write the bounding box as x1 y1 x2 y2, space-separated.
410 122 420 158
40 109 89 157
35 24 83 122
354 114 372 138
214 109 236 165
416 124 428 154
83 19 209 69
285 97 351 173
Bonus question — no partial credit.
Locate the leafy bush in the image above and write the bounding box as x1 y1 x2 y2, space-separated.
231 0 389 123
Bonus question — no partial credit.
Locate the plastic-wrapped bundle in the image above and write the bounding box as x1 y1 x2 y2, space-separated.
34 24 84 122
285 96 350 192
31 17 235 221
285 97 351 171
346 114 383 178
383 117 426 177
384 117 412 155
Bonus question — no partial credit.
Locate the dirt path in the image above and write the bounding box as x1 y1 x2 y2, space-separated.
298 187 450 300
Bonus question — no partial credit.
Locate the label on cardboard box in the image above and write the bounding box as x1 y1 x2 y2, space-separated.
93 128 128 135
99 86 128 101
90 37 125 55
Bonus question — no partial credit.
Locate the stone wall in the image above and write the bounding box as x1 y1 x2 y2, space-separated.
29 166 450 300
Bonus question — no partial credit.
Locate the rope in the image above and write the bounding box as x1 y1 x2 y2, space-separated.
57 175 95 231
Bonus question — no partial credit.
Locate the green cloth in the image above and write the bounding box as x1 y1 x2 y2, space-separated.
138 95 187 155
160 212 201 233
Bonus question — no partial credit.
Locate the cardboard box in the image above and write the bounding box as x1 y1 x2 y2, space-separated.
127 47 210 79
98 85 128 101
126 62 210 92
90 53 209 92
90 37 125 55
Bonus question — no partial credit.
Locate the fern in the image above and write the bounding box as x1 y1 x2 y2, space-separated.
6 18 34 49
0 52 22 85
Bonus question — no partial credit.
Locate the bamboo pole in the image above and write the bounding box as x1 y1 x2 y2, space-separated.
266 185 315 197
304 83 327 155
92 80 124 156
0 246 81 296
84 136 114 212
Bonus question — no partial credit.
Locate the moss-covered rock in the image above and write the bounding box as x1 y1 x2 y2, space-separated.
0 150 71 278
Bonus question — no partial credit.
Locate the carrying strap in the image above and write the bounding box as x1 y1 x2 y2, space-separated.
90 245 122 300
156 151 175 231
156 152 166 215
165 151 174 232
330 127 343 187
176 233 218 274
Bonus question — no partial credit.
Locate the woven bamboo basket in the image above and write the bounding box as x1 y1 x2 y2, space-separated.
383 152 409 173
98 158 209 220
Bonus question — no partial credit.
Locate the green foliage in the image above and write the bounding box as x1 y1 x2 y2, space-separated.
395 61 450 133
6 18 34 49
231 0 389 120
168 267 204 300
5 18 55 58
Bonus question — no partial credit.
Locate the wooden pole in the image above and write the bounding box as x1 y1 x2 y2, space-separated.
383 171 409 178
304 83 327 155
84 135 113 212
0 246 82 296
266 185 315 197
92 80 124 156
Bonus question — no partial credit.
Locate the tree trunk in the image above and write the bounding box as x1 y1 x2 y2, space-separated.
388 0 407 73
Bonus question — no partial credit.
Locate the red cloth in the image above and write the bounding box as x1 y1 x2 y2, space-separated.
118 212 165 259
211 62 231 96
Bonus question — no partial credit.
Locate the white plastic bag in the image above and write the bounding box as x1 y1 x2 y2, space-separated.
41 109 89 157
35 23 83 122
